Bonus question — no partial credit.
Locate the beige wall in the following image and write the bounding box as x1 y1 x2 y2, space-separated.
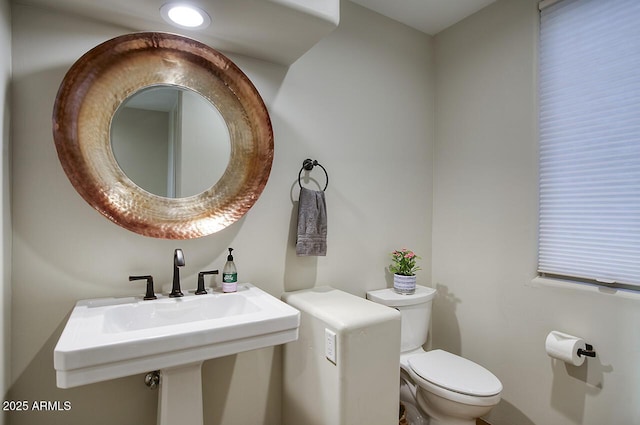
10 1 634 425
7 2 433 424
433 1 640 424
1 0 11 421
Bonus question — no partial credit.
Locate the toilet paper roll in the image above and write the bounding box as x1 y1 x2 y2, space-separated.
545 331 587 366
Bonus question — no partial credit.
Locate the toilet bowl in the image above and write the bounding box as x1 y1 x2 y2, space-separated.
367 286 502 425
403 349 502 425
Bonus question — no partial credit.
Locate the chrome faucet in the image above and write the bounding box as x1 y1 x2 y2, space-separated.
170 249 185 297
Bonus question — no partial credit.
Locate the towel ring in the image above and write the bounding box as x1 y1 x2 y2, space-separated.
298 158 328 191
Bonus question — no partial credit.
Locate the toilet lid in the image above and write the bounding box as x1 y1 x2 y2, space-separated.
408 350 502 397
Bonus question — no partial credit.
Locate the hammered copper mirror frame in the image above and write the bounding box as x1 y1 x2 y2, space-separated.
53 32 273 239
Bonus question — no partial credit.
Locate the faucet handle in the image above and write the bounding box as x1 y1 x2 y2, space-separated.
196 270 219 295
129 275 157 300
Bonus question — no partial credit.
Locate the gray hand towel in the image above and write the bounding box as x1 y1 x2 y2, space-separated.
296 188 327 256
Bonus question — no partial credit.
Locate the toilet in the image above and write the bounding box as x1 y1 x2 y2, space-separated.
367 285 502 425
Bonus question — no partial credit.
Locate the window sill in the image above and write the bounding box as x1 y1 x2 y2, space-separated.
530 276 640 300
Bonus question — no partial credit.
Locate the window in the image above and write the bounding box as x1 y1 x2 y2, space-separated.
537 0 640 288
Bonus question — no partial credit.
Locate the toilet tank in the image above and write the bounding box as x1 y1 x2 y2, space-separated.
367 285 436 353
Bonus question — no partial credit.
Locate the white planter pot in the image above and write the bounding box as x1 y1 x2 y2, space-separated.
393 274 416 295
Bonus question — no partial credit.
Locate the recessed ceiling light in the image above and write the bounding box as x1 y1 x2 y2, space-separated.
160 3 211 30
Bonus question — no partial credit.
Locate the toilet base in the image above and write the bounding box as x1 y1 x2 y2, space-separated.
399 374 428 425
416 387 492 425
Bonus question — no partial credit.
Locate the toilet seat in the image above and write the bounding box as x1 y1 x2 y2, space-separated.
406 350 502 407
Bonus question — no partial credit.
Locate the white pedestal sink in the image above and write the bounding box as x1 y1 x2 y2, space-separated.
54 283 300 425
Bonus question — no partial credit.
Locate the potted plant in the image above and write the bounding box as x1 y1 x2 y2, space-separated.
389 249 421 295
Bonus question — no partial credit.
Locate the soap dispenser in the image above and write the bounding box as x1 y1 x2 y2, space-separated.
222 248 238 293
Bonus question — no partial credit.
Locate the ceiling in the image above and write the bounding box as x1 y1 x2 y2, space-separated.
351 0 496 35
13 0 497 64
14 0 341 65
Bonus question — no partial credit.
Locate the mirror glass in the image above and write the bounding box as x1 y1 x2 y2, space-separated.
111 86 230 198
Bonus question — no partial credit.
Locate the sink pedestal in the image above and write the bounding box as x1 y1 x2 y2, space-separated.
158 362 204 425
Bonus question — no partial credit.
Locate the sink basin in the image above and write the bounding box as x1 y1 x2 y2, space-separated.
103 293 261 333
54 283 300 389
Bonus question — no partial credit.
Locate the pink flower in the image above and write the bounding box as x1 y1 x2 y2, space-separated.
389 248 421 276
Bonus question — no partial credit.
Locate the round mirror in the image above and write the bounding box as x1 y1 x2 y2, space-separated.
111 85 231 198
52 32 273 239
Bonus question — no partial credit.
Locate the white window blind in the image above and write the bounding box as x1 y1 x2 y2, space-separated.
538 0 640 287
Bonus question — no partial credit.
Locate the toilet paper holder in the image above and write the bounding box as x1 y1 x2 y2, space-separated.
577 344 597 358
545 331 596 366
